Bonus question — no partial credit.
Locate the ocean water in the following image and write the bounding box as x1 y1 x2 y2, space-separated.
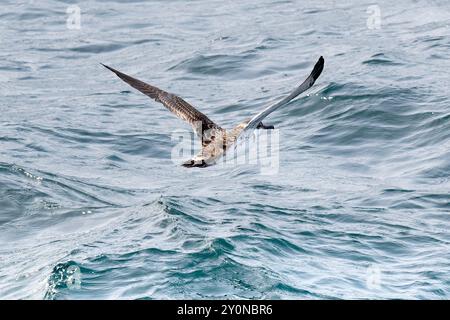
1 0 450 299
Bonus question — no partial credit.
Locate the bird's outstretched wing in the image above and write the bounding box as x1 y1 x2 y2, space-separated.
241 56 324 134
102 64 221 145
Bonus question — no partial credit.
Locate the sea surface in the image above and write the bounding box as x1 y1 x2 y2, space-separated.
1 0 450 299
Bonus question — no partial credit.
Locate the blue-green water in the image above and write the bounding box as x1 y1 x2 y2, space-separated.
1 0 450 299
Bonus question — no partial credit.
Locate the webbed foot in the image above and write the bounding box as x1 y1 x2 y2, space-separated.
257 122 274 130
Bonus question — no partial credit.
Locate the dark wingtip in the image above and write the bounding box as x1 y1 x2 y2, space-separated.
311 56 324 81
100 63 117 74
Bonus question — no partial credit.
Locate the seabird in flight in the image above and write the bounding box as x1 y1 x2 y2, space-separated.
102 56 324 167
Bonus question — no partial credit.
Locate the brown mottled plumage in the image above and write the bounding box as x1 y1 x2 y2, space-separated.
101 56 324 167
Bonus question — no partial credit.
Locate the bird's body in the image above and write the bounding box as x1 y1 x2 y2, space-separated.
182 120 248 167
102 56 324 167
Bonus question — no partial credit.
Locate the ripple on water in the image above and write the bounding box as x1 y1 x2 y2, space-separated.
2 0 450 300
